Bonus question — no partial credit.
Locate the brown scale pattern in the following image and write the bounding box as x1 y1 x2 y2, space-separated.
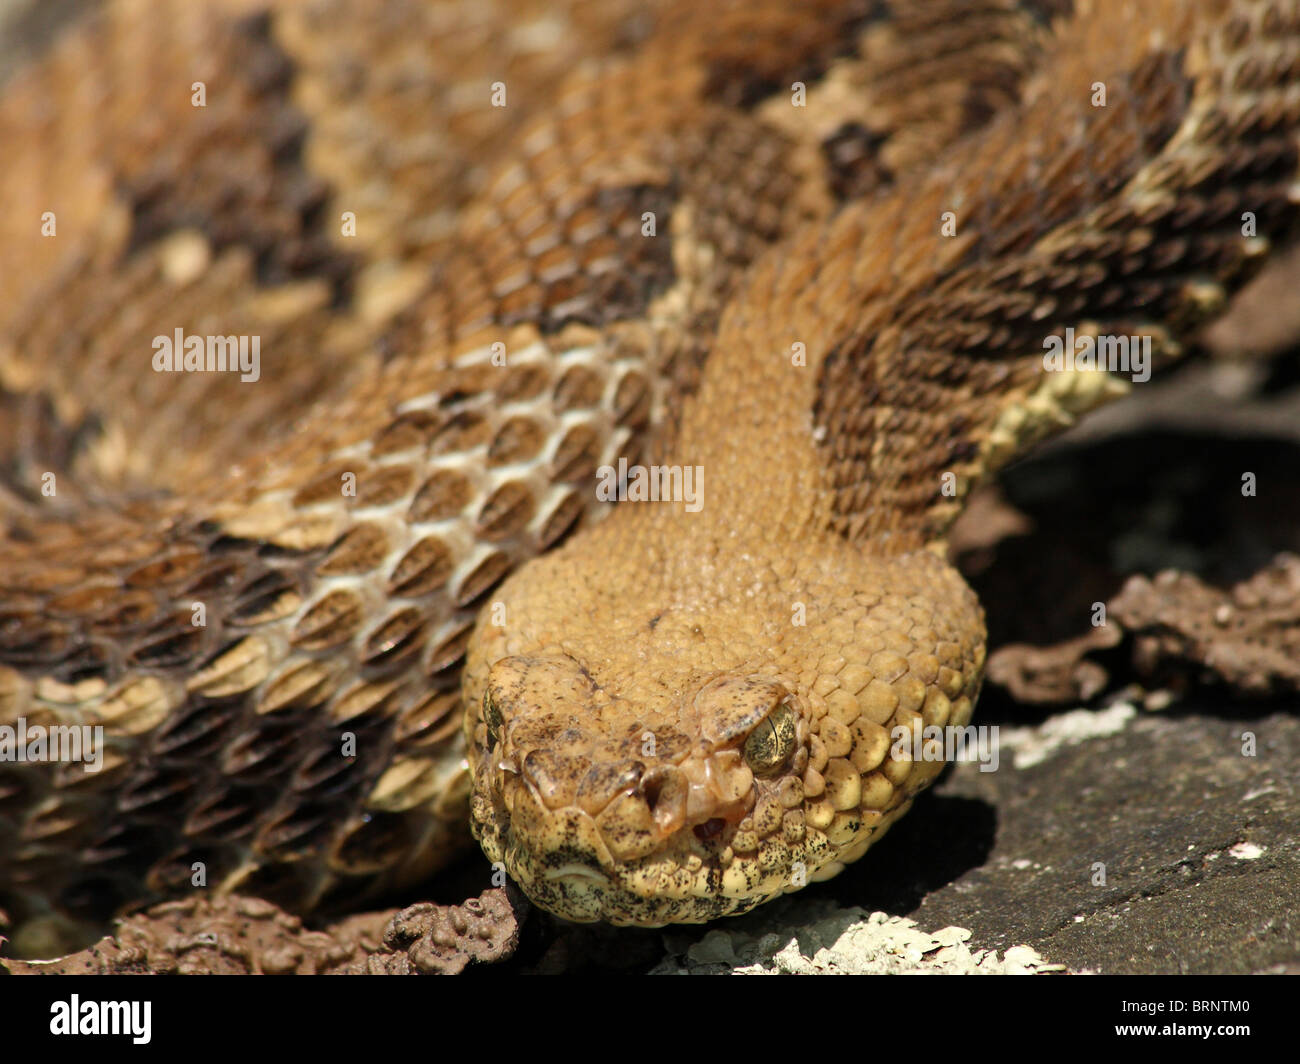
276 0 678 267
1 0 1297 958
811 1 1300 547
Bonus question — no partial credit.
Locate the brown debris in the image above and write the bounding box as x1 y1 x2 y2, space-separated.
981 554 1300 704
985 626 1122 705
1 886 527 975
1111 554 1300 696
376 885 528 975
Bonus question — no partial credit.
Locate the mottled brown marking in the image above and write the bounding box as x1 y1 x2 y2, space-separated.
407 469 474 523
122 12 356 300
536 489 586 550
354 464 415 509
821 122 892 202
290 589 365 650
317 523 391 576
700 0 880 109
360 608 427 670
496 183 679 334
476 480 537 540
453 551 512 608
426 621 476 676
550 423 603 482
386 536 456 598
553 365 606 410
487 416 547 467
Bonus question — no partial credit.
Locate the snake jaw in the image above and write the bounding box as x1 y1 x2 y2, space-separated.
465 648 825 923
460 507 988 924
540 864 609 887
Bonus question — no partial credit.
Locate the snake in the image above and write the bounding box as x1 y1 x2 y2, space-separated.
1 0 1298 958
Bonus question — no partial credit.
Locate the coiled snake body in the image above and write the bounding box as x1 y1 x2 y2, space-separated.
1 0 1298 953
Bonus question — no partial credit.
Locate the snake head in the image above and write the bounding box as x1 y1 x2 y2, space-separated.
467 652 821 924
461 512 985 926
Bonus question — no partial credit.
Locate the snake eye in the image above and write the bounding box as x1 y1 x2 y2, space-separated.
742 697 797 776
482 690 503 748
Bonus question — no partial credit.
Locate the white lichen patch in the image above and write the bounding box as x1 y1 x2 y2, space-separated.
653 902 1072 975
998 702 1137 770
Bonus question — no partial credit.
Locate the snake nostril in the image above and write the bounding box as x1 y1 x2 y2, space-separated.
642 774 665 811
693 817 726 841
639 767 687 832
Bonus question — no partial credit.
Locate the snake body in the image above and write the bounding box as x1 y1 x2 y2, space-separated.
1 0 1298 953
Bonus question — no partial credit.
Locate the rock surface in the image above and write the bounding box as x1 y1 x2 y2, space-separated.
753 700 1298 975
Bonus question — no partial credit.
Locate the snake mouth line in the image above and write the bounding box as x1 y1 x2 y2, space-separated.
541 864 610 886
